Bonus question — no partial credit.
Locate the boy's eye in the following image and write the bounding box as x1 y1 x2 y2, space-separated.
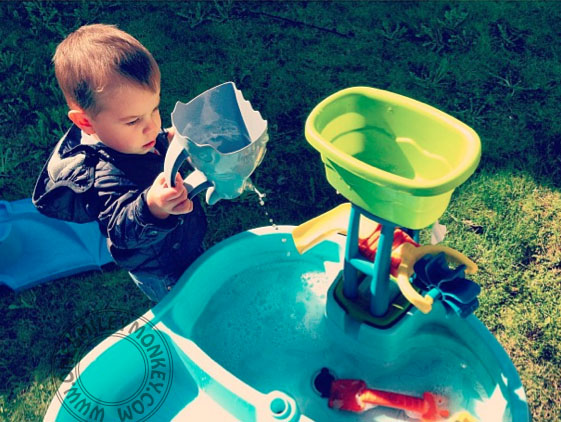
126 118 139 126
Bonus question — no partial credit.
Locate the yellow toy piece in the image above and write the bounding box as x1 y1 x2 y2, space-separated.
291 203 378 254
394 243 478 314
447 410 479 422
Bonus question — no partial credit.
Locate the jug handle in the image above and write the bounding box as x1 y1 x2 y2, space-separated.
163 136 189 188
163 135 214 198
183 170 213 199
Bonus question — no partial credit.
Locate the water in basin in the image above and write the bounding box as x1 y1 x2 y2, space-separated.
188 243 511 421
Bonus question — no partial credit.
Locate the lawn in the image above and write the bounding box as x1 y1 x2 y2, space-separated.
1 1 560 421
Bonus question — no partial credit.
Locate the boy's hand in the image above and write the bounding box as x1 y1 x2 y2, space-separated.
146 172 193 219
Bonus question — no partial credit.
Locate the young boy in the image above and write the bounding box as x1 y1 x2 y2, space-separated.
33 24 207 301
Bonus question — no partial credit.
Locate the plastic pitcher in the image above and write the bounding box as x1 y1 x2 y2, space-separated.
164 82 268 205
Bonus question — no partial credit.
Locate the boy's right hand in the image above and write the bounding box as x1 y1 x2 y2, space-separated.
146 172 193 219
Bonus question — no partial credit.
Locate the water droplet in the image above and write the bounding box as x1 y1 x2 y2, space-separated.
281 238 287 243
250 185 267 203
249 183 277 227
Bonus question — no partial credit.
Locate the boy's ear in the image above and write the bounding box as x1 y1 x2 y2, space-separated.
68 109 95 135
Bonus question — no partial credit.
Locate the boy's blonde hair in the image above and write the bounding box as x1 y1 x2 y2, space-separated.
53 24 160 115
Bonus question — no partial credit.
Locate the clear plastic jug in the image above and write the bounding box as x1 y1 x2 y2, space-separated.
164 82 268 205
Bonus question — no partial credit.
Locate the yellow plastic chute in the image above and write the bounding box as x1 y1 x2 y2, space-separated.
291 203 378 255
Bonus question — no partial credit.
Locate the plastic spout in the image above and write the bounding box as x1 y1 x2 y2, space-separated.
243 178 256 193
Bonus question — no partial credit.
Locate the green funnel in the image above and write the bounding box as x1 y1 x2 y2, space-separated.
305 87 481 229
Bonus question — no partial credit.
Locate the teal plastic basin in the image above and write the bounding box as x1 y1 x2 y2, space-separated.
45 227 528 422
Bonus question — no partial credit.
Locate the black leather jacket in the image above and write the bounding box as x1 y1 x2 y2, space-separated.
33 125 207 282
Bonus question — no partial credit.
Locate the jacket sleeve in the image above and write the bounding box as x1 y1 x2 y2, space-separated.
95 169 182 249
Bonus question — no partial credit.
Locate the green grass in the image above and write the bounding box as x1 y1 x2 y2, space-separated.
1 1 560 420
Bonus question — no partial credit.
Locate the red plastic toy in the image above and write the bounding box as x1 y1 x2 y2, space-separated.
328 379 450 421
358 226 419 277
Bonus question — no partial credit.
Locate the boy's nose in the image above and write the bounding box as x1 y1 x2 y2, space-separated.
144 116 160 138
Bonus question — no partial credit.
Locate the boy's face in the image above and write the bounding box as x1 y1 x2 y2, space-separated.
86 83 161 155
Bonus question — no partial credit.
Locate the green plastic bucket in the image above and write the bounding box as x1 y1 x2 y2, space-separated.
305 87 481 229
